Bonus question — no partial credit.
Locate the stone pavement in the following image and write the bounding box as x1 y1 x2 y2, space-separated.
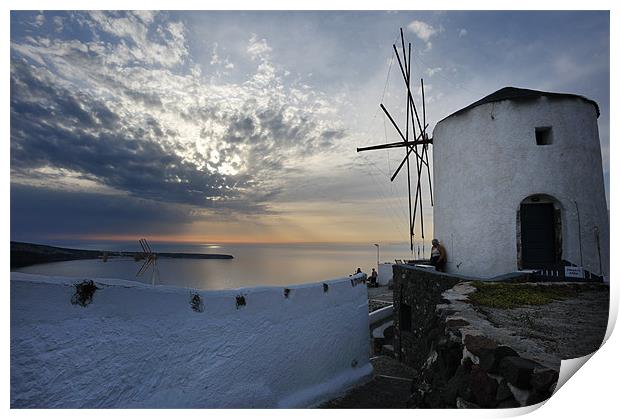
367 286 393 303
320 356 417 408
368 285 393 312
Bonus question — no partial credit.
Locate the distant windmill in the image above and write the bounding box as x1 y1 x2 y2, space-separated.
357 28 434 256
136 238 159 285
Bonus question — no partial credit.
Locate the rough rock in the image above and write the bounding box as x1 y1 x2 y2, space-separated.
490 346 520 373
423 389 445 408
497 398 521 409
446 318 470 330
499 356 544 389
441 360 472 405
495 378 514 402
390 267 569 409
464 335 498 371
530 367 559 393
469 365 499 407
456 397 480 409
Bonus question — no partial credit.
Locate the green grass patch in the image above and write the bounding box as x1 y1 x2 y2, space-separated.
468 281 599 309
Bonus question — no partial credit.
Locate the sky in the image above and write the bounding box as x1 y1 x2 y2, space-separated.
9 10 610 246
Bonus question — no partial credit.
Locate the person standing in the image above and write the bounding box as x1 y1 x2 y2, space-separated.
368 268 378 287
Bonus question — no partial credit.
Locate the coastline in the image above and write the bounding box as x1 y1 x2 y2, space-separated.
10 241 234 269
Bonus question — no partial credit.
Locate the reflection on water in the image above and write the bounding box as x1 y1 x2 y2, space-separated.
13 242 422 290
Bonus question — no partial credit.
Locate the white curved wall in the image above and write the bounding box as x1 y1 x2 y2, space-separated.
10 272 372 408
432 97 609 278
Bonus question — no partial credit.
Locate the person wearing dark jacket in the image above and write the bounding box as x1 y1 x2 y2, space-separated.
430 239 447 272
368 268 378 287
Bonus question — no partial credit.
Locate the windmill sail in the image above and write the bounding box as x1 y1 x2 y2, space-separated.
357 28 434 255
136 238 159 285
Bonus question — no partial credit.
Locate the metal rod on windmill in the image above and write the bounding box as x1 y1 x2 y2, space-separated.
356 28 434 257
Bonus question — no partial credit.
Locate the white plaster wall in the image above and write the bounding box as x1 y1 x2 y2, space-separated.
377 262 393 286
432 97 609 278
10 272 372 408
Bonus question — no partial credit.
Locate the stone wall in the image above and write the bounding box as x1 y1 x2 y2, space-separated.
392 265 461 367
393 265 559 408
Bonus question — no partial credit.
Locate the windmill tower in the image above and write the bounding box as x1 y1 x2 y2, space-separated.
358 30 608 281
432 87 608 278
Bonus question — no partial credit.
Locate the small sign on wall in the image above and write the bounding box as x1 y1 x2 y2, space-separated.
565 266 585 278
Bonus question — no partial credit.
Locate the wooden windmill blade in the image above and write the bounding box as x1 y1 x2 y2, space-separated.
389 37 429 184
402 39 426 242
136 257 154 277
144 239 153 254
390 128 429 181
392 33 425 138
378 105 427 171
393 31 425 244
357 139 421 152
421 78 434 206
135 238 158 284
356 27 435 255
139 238 148 255
403 40 414 252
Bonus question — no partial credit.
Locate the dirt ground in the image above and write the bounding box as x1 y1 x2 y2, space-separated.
476 285 609 361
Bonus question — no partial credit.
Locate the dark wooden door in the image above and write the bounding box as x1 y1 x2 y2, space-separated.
520 203 556 269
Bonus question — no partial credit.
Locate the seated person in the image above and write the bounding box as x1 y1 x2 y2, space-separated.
430 239 447 272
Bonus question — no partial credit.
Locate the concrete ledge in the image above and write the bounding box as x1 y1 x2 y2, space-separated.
369 304 393 326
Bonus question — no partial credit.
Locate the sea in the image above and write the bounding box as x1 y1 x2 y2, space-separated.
13 241 428 291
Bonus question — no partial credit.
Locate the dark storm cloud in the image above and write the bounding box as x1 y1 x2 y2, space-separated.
10 11 346 220
124 88 163 108
10 60 235 206
10 184 194 239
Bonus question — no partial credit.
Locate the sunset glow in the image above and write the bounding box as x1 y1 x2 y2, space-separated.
10 11 609 246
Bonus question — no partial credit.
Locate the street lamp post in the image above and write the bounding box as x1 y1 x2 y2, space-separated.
374 243 380 269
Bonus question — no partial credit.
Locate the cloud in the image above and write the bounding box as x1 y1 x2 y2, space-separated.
426 67 442 76
10 11 346 218
132 10 156 25
209 42 234 74
459 28 468 37
247 34 273 61
52 16 63 32
84 11 189 68
9 11 609 244
407 20 439 50
10 184 195 239
34 14 45 27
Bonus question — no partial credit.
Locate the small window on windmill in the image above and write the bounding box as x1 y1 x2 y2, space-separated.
400 303 412 332
535 126 553 145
